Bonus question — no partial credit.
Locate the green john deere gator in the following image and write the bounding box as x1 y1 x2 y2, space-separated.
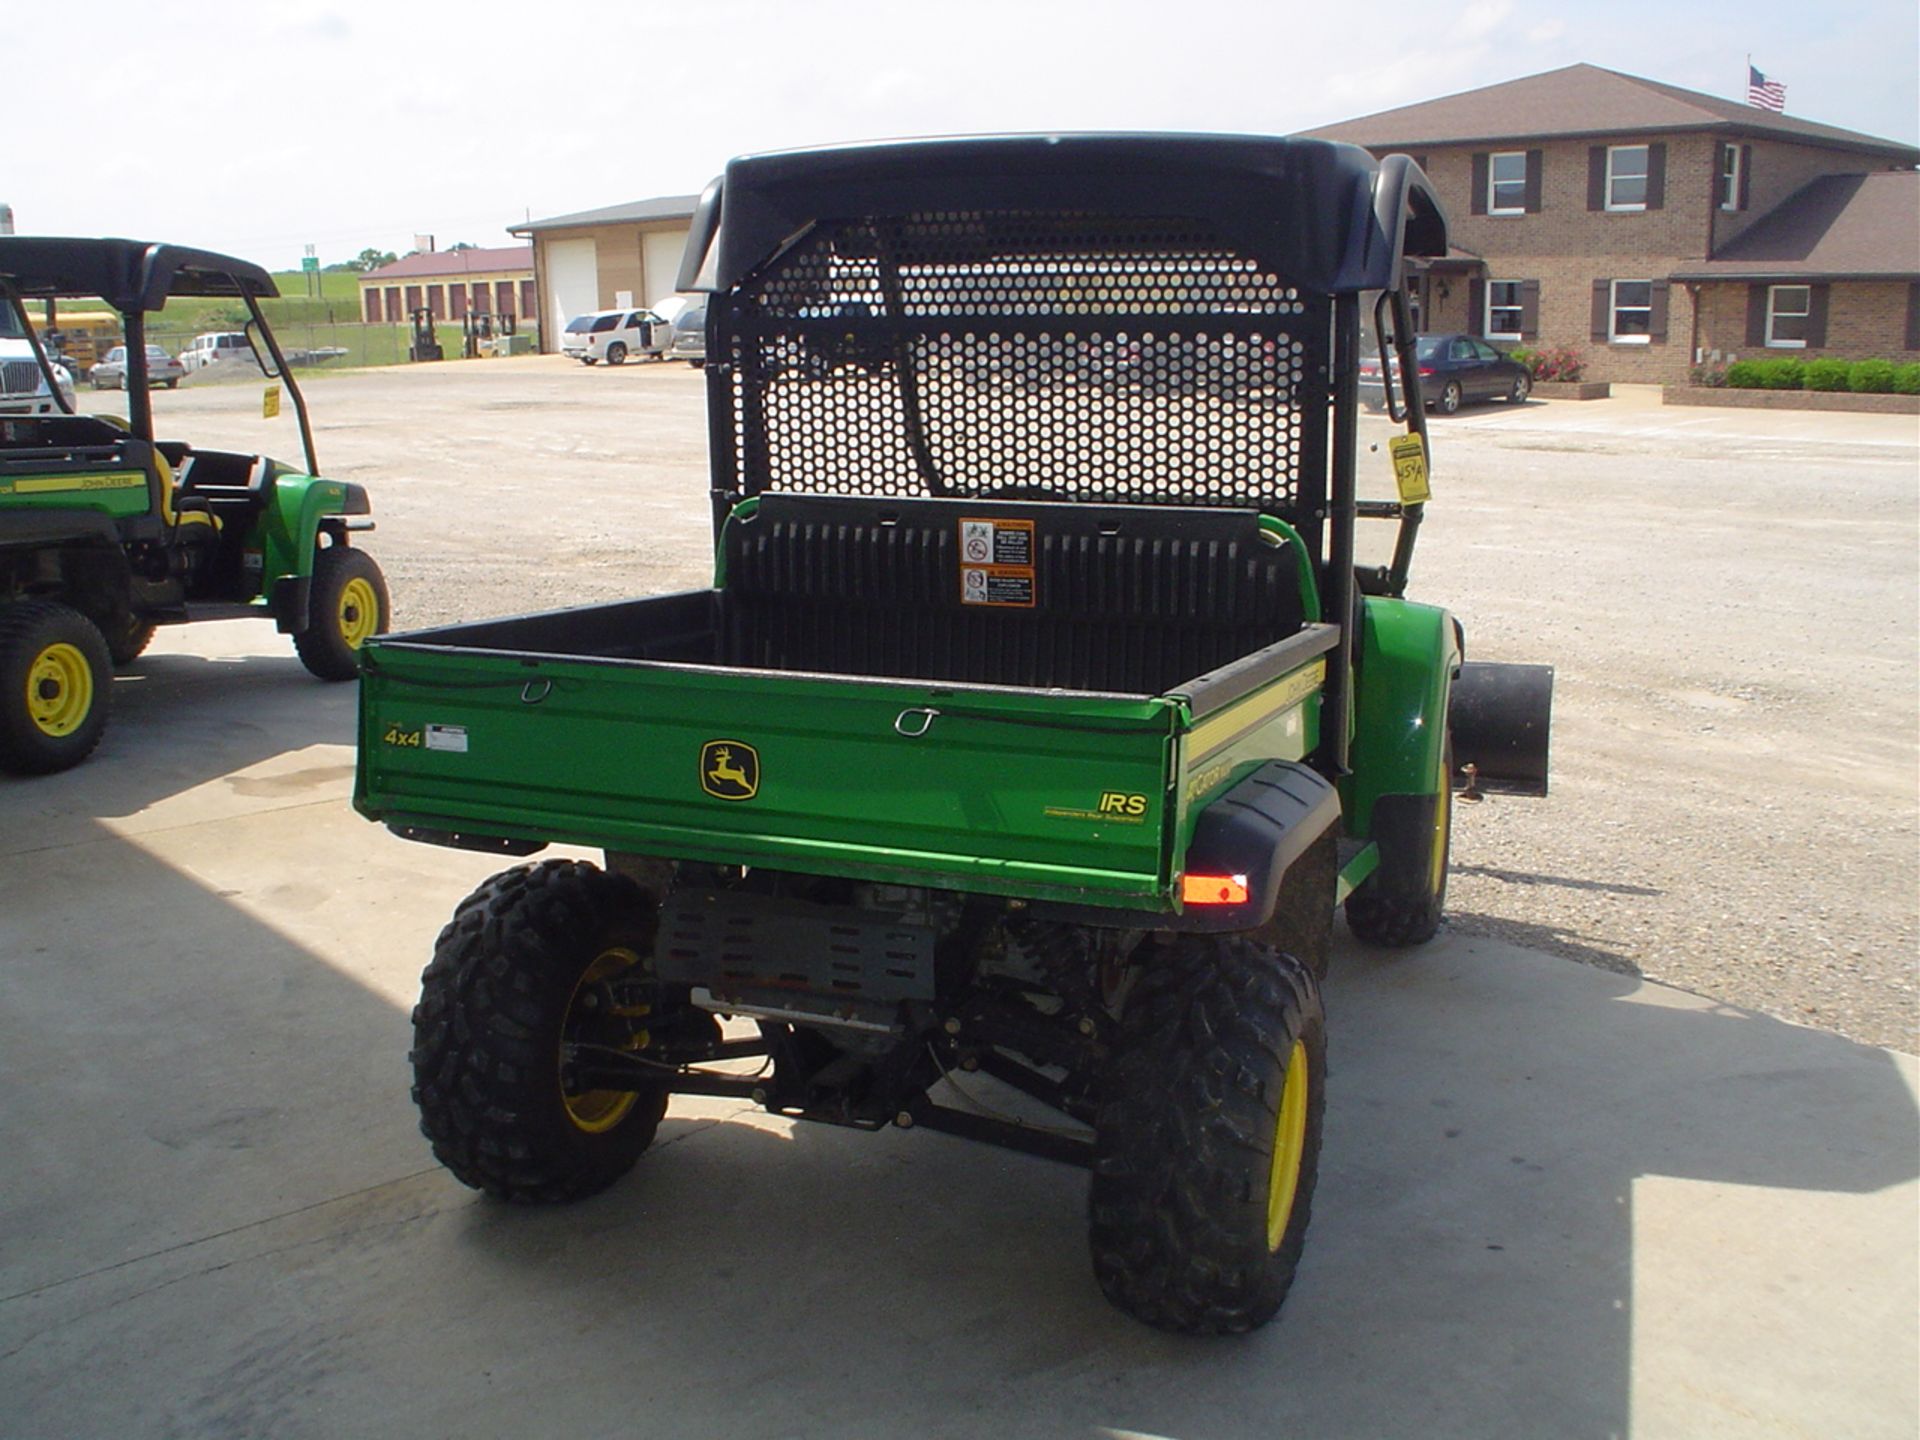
0 239 389 775
356 135 1554 1334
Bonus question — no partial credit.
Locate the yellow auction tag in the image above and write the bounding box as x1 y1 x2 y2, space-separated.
1389 433 1430 504
262 384 281 419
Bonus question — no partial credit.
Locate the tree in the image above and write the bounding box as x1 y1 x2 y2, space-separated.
447 241 478 252
355 247 399 273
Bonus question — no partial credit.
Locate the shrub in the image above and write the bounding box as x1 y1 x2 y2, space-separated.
1508 347 1538 374
1723 359 1764 388
1802 358 1851 392
1847 359 1896 394
1527 346 1585 382
1689 363 1729 388
1755 357 1805 390
1892 363 1920 396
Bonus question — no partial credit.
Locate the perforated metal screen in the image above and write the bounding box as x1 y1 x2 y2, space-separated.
715 212 1330 542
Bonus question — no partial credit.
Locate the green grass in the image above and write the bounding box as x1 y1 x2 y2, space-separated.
47 271 517 373
152 320 477 379
146 269 368 333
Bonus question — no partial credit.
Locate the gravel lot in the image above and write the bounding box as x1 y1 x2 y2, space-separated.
96 359 1920 1050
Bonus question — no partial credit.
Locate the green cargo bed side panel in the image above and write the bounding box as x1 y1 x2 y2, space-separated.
1169 656 1326 869
357 646 1179 905
1342 596 1459 837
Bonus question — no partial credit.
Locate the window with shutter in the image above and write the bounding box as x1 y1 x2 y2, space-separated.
1488 152 1527 215
1610 281 1654 344
1606 146 1651 211
1765 285 1811 347
1486 280 1527 339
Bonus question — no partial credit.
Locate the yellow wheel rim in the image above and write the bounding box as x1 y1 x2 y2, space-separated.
337 575 380 650
1429 761 1451 895
26 642 93 738
561 947 646 1134
1265 1040 1311 1252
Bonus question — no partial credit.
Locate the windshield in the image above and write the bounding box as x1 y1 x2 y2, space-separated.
0 305 25 341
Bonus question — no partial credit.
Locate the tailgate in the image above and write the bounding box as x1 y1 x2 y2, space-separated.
357 639 1181 906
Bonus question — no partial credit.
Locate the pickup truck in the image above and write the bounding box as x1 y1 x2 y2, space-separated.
0 308 75 416
357 134 1553 1335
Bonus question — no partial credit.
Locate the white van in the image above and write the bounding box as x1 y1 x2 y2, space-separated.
559 309 670 365
180 331 256 372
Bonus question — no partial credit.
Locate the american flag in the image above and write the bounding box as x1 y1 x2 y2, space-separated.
1747 65 1787 112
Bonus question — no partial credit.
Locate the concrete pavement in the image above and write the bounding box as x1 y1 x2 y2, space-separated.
2 620 1915 1439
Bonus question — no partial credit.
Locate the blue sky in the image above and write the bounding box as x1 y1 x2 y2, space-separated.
10 0 1915 268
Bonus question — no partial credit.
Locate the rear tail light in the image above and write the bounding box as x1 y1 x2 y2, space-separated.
1418 366 1436 377
1181 873 1251 905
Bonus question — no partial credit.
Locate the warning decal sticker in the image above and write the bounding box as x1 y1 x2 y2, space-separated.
958 518 1037 608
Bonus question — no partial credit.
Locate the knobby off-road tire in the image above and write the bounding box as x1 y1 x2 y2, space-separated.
108 618 157 667
1344 738 1453 947
0 600 112 775
1089 935 1327 1335
293 545 389 681
411 860 671 1203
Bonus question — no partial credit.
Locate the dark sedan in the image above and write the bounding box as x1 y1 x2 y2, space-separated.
1360 333 1531 414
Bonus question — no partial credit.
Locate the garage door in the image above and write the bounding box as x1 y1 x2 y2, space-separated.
643 228 690 307
545 238 599 352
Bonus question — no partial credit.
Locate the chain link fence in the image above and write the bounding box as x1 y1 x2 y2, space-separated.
125 320 529 384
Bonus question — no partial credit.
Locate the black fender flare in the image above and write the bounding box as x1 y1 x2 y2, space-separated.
1168 760 1342 932
1028 760 1341 933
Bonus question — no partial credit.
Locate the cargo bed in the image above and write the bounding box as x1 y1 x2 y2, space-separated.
356 496 1334 910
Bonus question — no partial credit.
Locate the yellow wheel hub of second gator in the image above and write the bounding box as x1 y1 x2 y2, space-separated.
338 576 380 650
26 642 93 738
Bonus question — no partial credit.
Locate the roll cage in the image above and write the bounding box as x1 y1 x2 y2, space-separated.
0 238 320 476
674 133 1448 775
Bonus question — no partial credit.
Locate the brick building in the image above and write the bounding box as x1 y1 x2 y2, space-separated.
357 245 536 327
1305 65 1919 382
508 195 700 354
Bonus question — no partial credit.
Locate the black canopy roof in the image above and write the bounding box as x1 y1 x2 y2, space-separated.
679 133 1448 296
0 238 281 313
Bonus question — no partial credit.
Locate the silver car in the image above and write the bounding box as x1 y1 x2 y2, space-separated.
90 344 187 390
666 304 706 366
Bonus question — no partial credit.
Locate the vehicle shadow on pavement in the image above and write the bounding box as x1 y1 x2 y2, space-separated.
1451 862 1664 898
2 651 1914 1438
1446 909 1646 978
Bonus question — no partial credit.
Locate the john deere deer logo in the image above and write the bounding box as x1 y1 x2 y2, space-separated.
700 740 759 801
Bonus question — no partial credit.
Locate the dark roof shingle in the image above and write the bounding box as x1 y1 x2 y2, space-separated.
1303 64 1919 160
510 195 702 235
1673 172 1920 280
362 245 532 281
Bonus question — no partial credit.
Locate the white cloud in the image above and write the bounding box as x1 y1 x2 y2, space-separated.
6 0 1913 267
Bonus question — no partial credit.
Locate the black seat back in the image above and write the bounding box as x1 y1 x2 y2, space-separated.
720 495 1308 695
